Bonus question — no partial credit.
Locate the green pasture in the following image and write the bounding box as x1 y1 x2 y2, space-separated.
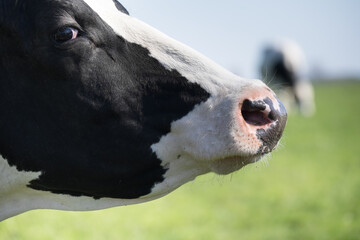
1 81 359 240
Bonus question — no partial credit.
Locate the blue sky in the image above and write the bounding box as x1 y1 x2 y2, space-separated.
120 0 360 79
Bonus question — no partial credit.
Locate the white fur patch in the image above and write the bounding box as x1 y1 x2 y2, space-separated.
0 157 41 220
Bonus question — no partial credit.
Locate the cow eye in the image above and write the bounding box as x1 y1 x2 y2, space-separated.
53 27 79 43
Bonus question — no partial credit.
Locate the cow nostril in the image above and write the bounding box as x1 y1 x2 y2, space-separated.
241 99 272 126
242 110 271 126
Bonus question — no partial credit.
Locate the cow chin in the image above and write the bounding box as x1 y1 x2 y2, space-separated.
209 154 263 175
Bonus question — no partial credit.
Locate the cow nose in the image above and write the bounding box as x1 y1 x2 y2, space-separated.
241 97 287 153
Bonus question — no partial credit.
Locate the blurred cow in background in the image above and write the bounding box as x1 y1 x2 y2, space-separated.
259 40 315 116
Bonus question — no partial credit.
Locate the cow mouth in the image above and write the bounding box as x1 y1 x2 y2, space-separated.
210 154 264 175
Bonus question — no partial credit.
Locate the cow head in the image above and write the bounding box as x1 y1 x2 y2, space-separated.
0 0 286 219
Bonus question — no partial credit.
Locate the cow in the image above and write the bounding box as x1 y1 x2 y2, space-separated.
259 40 315 116
0 0 287 221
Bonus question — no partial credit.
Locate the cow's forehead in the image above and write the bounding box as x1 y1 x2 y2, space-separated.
82 0 256 96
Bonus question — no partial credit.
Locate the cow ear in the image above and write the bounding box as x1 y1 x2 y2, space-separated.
112 0 129 15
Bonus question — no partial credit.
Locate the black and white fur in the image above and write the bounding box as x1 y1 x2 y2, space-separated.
0 0 287 220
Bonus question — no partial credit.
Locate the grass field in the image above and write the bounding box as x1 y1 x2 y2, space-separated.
0 81 359 240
